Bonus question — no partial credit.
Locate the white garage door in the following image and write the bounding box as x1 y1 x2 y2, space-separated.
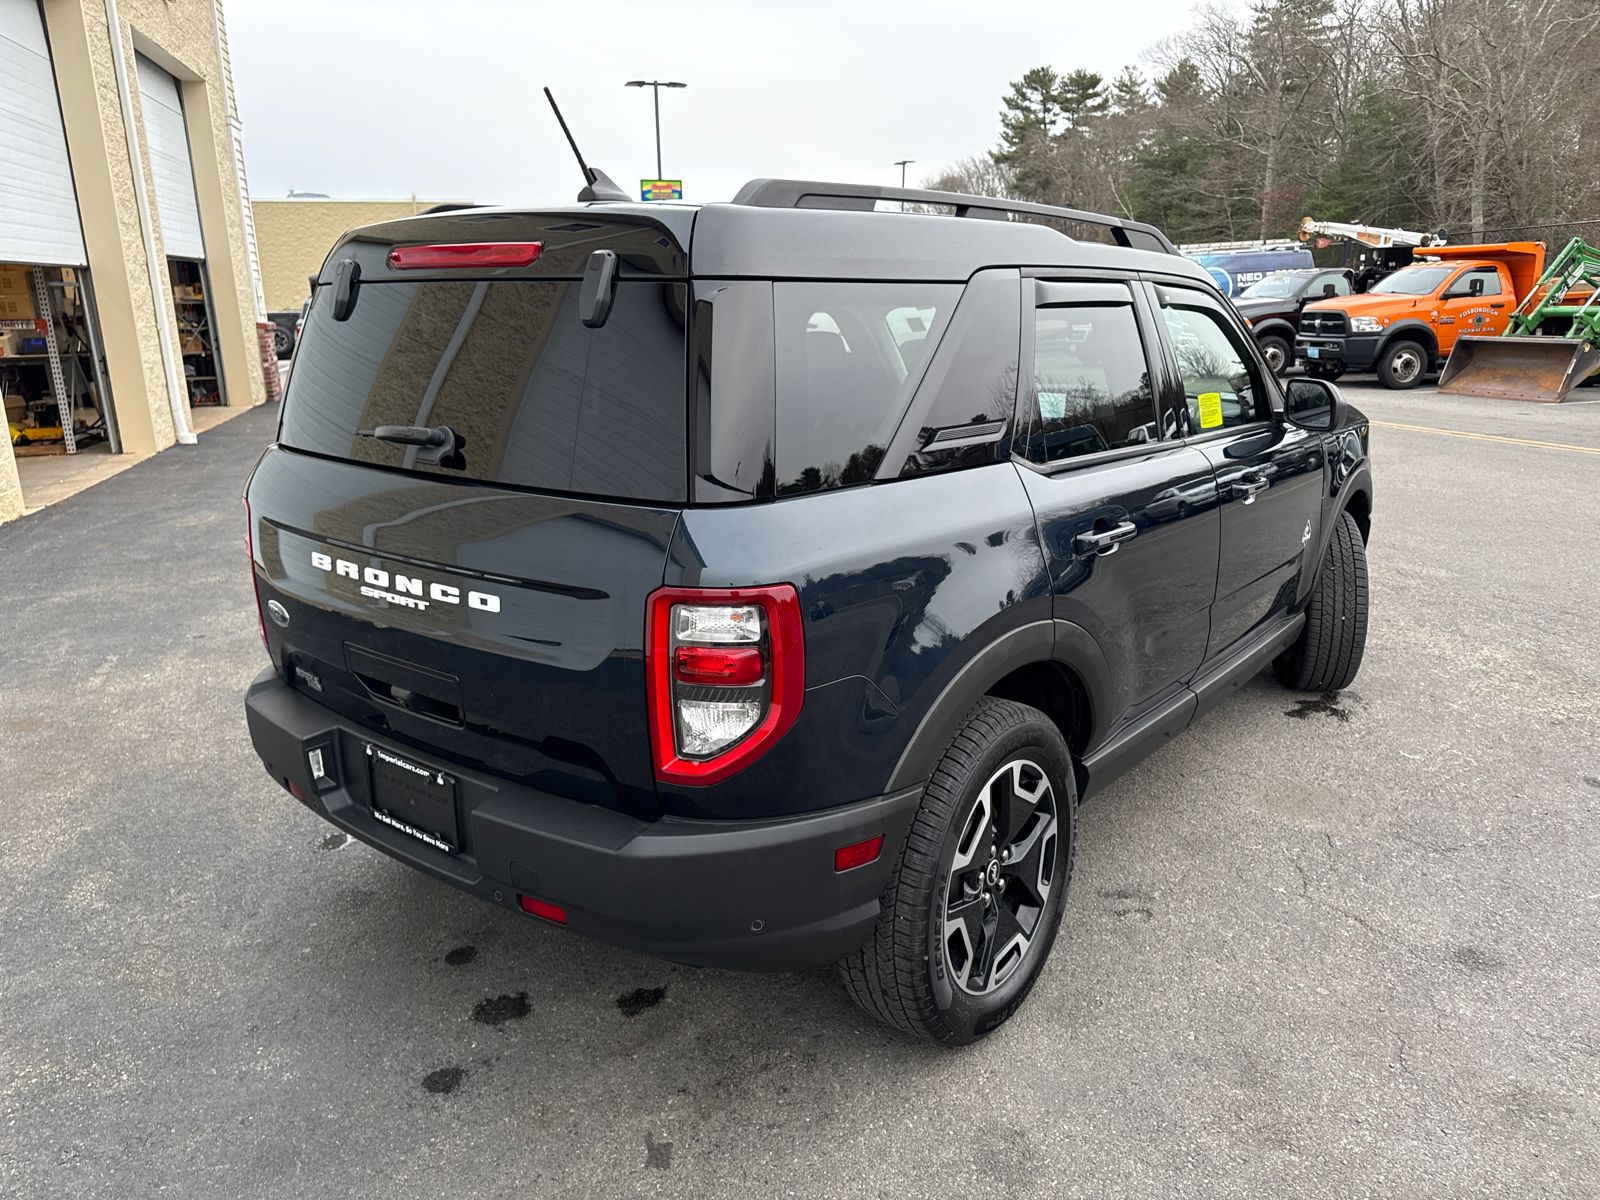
135 52 205 260
0 0 87 266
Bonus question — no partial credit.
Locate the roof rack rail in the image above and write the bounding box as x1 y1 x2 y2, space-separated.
729 178 1178 256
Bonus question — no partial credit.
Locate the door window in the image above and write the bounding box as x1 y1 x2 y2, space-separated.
1447 267 1502 297
1157 293 1267 432
1020 297 1155 464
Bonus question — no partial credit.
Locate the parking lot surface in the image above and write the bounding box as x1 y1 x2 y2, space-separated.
3 383 1597 1198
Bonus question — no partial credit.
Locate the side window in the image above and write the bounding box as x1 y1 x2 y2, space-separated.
1021 288 1155 464
773 281 960 495
1456 267 1502 297
1313 272 1350 297
1157 291 1268 432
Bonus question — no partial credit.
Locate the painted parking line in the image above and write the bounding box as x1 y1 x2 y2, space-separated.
1370 420 1600 456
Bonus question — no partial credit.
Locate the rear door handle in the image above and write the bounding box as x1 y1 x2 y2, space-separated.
1073 521 1138 557
1232 473 1269 504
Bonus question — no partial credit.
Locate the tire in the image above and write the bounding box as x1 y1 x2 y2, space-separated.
273 324 293 357
1306 363 1345 382
1258 333 1292 376
1274 509 1368 692
1376 339 1427 389
839 697 1076 1046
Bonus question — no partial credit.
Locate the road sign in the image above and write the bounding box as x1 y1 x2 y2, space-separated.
641 180 683 202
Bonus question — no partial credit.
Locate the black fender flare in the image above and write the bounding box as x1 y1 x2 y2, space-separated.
1251 318 1298 345
885 619 1113 792
1306 462 1373 589
1376 321 1439 366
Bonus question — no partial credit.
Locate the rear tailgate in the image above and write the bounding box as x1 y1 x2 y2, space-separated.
248 211 692 818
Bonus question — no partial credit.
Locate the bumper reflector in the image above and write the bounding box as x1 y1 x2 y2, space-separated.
518 895 568 924
835 834 885 873
286 780 307 803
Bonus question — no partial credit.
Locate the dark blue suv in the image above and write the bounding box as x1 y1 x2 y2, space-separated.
244 178 1373 1044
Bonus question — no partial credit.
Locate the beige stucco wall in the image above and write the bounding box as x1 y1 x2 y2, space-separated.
254 199 469 312
39 0 265 460
0 435 21 523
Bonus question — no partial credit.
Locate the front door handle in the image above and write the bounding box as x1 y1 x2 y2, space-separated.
1232 473 1269 504
1073 521 1138 557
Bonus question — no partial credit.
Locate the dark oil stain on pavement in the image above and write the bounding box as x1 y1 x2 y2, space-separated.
616 986 667 1017
472 992 530 1025
644 1131 674 1169
1584 776 1600 789
1286 693 1353 723
318 831 349 851
1452 945 1504 973
444 945 477 966
422 1067 464 1094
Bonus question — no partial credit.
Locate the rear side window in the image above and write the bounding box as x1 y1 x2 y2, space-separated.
773 282 959 495
1020 284 1155 464
281 280 688 502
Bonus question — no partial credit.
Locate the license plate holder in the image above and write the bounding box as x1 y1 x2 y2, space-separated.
365 743 459 854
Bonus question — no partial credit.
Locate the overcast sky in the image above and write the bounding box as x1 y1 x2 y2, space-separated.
227 0 1213 207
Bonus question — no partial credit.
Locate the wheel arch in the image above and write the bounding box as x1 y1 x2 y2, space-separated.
1377 321 1439 363
1252 318 1297 344
885 620 1112 793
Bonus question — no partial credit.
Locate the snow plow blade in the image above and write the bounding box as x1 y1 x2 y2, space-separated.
1437 335 1600 402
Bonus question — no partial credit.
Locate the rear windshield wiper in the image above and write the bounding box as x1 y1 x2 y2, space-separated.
356 424 467 470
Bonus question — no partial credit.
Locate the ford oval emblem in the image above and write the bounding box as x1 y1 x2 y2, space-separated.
266 599 290 628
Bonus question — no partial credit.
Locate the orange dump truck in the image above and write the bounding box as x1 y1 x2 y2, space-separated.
1293 243 1548 389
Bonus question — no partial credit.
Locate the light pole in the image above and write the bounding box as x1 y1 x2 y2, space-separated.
625 80 687 180
894 159 915 188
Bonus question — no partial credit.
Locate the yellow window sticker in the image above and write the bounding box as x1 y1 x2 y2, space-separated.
1198 392 1223 429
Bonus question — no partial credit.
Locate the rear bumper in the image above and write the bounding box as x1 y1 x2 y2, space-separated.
245 669 918 971
1295 333 1379 371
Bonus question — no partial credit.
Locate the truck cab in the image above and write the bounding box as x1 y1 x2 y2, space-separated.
1233 267 1356 375
1294 242 1546 389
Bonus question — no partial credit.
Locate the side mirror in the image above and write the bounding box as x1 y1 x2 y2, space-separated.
1283 376 1346 431
330 258 361 322
1469 277 1485 296
579 249 618 328
1322 284 1337 298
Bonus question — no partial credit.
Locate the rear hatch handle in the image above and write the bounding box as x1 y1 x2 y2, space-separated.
356 424 467 469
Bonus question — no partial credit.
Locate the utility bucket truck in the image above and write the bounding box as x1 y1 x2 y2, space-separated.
1438 237 1600 402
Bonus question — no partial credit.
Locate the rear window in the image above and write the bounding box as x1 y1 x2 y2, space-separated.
280 279 688 502
773 281 960 495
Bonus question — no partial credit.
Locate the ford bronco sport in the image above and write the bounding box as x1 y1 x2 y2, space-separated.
245 177 1373 1045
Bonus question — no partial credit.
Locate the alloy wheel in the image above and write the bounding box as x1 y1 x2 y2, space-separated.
941 758 1059 996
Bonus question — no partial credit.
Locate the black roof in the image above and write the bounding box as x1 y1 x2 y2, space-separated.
320 178 1210 287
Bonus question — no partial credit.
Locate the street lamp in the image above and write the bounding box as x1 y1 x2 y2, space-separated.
625 80 687 181
894 159 915 188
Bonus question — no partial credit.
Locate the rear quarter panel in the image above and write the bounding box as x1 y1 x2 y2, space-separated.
660 463 1049 819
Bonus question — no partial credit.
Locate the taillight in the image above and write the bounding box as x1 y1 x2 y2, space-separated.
645 585 804 785
245 497 267 649
387 242 543 270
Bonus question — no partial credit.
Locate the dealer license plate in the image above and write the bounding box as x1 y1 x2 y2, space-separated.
1306 347 1321 359
365 743 459 853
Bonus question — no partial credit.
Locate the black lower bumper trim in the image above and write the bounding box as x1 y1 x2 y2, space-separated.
245 669 920 971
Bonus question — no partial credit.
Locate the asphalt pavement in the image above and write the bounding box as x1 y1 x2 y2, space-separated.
3 383 1597 1198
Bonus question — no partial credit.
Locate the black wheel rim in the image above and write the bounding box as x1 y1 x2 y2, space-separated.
941 758 1059 996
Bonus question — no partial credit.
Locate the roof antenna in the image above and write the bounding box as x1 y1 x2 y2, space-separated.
543 87 630 203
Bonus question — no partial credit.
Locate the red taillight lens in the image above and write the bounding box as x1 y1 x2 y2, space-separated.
835 835 885 873
518 895 567 924
645 584 805 785
246 498 267 649
672 645 764 686
387 242 543 270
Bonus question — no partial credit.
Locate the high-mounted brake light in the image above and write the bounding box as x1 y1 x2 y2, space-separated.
387 242 543 270
645 585 804 785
